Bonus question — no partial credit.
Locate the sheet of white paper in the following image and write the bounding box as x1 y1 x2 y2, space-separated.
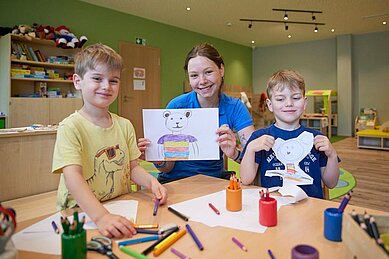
143 108 219 161
12 200 138 255
170 189 290 234
277 184 308 203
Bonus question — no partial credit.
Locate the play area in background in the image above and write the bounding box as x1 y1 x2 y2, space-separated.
143 108 219 161
139 159 355 200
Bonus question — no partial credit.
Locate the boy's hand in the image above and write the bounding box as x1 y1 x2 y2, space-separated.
248 135 275 152
96 213 136 238
137 138 151 160
314 135 336 158
216 124 237 159
150 179 168 204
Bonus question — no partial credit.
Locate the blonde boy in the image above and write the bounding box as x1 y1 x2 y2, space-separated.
52 43 167 238
240 69 339 198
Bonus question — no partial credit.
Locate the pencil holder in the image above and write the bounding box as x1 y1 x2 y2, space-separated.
291 244 319 259
226 187 242 212
324 207 343 242
61 230 87 259
259 196 277 227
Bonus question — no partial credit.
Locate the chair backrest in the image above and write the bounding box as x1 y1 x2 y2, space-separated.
322 183 330 200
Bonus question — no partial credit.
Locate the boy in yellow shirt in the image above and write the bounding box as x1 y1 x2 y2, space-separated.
52 43 167 238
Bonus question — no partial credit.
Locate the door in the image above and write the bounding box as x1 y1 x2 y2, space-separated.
119 42 161 138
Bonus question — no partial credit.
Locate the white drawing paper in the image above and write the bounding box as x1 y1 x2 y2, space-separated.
12 200 138 255
143 108 220 161
265 131 314 185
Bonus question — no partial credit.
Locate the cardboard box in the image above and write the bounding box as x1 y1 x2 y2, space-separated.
343 213 389 258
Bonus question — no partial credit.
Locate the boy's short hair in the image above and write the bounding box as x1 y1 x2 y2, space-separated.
266 69 305 98
74 43 123 78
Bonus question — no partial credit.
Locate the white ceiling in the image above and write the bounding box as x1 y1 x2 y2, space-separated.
81 0 389 47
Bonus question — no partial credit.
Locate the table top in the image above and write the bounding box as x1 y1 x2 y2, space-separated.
16 174 388 259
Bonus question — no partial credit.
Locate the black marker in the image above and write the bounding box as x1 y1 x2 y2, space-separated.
168 207 189 221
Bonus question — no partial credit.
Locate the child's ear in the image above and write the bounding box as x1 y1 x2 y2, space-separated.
266 98 273 112
73 74 82 90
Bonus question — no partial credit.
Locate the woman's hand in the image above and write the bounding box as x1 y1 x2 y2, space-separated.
216 124 238 159
137 138 151 160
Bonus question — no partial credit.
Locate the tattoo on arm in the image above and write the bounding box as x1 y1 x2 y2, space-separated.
240 134 248 148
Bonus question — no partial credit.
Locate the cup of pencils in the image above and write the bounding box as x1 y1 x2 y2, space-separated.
323 191 352 242
226 174 242 212
61 211 86 259
259 189 277 227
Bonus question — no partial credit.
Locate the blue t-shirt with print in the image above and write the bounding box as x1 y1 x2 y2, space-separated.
241 124 329 198
158 91 253 182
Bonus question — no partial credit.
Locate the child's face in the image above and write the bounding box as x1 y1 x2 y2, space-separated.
73 63 121 110
187 56 224 99
266 85 307 129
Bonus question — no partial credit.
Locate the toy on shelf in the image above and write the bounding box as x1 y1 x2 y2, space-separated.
301 89 337 138
355 108 377 135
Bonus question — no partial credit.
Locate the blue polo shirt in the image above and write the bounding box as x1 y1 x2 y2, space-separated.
158 91 253 182
241 124 331 198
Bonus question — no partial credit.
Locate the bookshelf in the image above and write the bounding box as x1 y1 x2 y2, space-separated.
0 34 82 127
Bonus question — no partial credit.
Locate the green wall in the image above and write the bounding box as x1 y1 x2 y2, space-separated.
0 0 252 112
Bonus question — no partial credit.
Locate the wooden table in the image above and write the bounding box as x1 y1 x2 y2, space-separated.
16 175 388 258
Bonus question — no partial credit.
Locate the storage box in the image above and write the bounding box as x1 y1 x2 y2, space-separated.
343 213 389 258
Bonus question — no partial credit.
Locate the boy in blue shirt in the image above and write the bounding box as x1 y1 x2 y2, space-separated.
240 69 339 198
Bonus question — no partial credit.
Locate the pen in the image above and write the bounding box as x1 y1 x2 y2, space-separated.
168 207 189 221
170 247 191 259
51 220 60 234
141 227 179 255
118 235 160 246
133 224 159 229
232 236 248 252
153 229 187 256
268 249 276 259
208 203 220 215
185 224 204 250
153 198 160 216
120 246 150 259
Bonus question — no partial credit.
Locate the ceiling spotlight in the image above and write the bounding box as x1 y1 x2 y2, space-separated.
251 40 255 44
287 34 292 38
284 12 288 20
383 21 387 25
186 7 191 11
314 25 318 33
248 21 252 28
331 28 335 32
226 22 232 27
285 24 289 31
312 13 316 21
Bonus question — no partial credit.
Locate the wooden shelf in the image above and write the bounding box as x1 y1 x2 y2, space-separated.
11 58 74 69
357 130 389 150
11 77 73 83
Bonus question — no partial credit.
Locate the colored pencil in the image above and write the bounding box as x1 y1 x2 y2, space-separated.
185 224 204 250
141 227 179 255
268 249 276 259
118 235 159 246
170 247 191 259
51 220 60 234
208 203 220 215
153 198 160 216
153 229 187 256
338 192 352 213
136 229 159 235
120 246 150 259
168 207 189 221
232 237 247 252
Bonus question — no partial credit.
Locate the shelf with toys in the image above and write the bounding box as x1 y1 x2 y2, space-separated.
300 89 337 138
0 33 82 128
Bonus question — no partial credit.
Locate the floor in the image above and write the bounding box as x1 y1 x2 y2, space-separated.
3 137 389 224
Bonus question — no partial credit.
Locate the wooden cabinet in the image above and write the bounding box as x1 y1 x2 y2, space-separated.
0 34 82 127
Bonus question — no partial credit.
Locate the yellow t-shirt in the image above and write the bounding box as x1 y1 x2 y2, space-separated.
52 111 141 210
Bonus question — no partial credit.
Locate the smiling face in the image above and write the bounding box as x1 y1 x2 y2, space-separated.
73 63 121 111
187 56 224 102
267 85 307 130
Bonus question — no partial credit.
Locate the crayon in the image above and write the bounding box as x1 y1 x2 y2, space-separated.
185 224 204 250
